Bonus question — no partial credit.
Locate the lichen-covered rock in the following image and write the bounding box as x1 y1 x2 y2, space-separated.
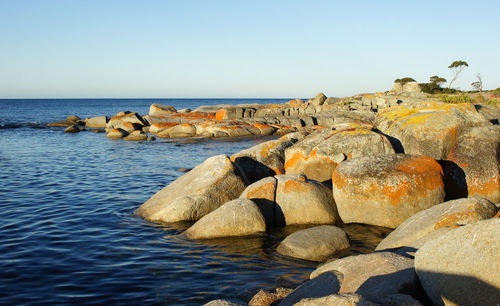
444 126 500 203
249 288 293 306
124 130 148 141
106 112 147 130
159 123 197 138
311 252 420 298
204 299 246 306
149 122 178 134
135 155 247 223
284 126 395 182
149 103 177 116
376 197 498 251
277 225 350 261
85 116 108 129
231 132 307 182
332 154 445 228
106 128 128 138
311 92 327 106
279 271 342 306
375 103 489 160
184 199 265 239
275 174 340 226
415 218 500 306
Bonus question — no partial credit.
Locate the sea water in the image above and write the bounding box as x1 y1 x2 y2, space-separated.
0 99 390 305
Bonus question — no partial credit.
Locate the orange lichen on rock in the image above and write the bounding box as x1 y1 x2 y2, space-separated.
434 207 481 230
254 123 273 129
332 170 348 189
245 181 276 201
152 122 178 129
283 179 308 193
382 180 410 207
468 174 500 198
171 112 215 120
259 141 280 158
215 109 227 121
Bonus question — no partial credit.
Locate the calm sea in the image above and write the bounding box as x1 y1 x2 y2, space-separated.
0 99 389 305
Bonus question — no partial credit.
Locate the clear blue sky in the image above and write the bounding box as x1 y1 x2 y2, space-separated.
1 0 499 98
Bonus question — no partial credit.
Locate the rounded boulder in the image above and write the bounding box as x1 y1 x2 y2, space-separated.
332 154 445 228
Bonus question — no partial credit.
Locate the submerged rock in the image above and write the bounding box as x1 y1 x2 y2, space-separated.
135 155 247 223
184 199 266 239
277 225 350 261
64 125 80 133
332 154 445 228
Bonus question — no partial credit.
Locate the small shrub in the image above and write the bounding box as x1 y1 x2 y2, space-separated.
440 94 473 104
394 77 416 85
493 87 500 93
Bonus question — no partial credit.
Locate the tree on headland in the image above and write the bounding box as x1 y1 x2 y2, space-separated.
394 77 416 85
448 60 469 88
430 75 447 87
471 73 483 91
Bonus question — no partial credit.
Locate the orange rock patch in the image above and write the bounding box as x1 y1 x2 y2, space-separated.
245 181 276 201
215 109 227 121
283 180 308 193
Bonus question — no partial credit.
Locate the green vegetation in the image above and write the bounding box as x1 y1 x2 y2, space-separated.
492 87 500 93
394 77 416 85
419 75 457 94
440 94 473 104
448 60 469 88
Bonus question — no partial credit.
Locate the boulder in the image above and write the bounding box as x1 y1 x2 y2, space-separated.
277 225 350 261
231 132 307 183
184 199 265 239
311 92 327 106
415 218 500 306
149 122 178 134
376 197 498 251
64 125 80 133
66 115 81 122
332 154 445 228
310 252 421 298
375 103 490 160
279 271 342 306
106 128 128 138
444 126 500 203
124 130 148 141
239 177 278 227
149 103 177 116
135 155 247 223
215 107 245 121
159 123 197 138
275 174 340 226
249 288 293 306
85 116 108 129
106 112 147 131
47 120 78 127
284 126 395 182
295 293 377 306
204 300 246 306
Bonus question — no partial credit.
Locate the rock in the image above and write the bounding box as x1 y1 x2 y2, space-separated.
215 107 245 121
106 112 147 131
376 197 498 251
159 123 197 138
85 116 108 129
279 271 342 306
415 218 500 306
444 126 500 203
284 126 395 182
375 103 490 160
275 174 339 226
231 132 307 183
239 177 278 227
370 293 424 306
66 115 81 122
149 103 177 116
47 120 78 127
249 288 293 306
204 299 246 306
178 108 191 113
149 122 178 134
135 155 247 223
295 293 377 306
311 93 327 106
332 154 445 228
184 199 266 239
124 130 148 141
147 136 155 141
106 128 128 138
311 252 421 298
277 225 350 261
64 125 80 133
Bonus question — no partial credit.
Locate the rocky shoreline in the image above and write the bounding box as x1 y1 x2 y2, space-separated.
49 82 500 305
